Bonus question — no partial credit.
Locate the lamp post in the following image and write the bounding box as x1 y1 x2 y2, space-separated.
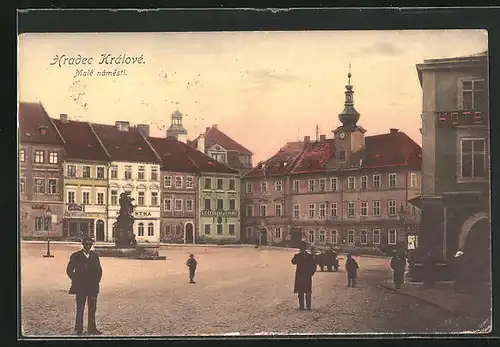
43 206 54 258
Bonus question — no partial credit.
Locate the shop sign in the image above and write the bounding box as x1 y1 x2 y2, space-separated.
67 212 103 218
32 204 47 210
68 204 84 212
201 210 238 217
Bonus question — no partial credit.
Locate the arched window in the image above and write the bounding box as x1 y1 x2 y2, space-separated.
138 223 144 236
148 223 154 236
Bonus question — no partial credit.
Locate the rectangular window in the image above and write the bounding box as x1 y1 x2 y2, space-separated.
204 178 212 189
319 203 326 218
48 179 57 194
110 166 118 179
216 178 223 190
138 166 145 180
138 191 145 206
275 181 283 192
308 179 315 192
389 173 397 187
151 167 158 181
330 177 338 191
308 204 315 218
246 183 253 193
229 224 235 235
293 204 300 218
332 230 338 244
388 200 397 216
339 150 346 162
20 176 25 193
68 191 75 204
348 201 356 217
164 176 172 188
361 201 367 216
148 223 154 237
82 166 91 178
82 191 90 205
410 173 417 188
204 224 211 235
319 230 325 243
260 204 268 217
96 166 105 179
461 138 486 179
49 151 59 164
34 178 45 194
67 165 76 177
185 200 193 211
275 227 282 239
246 227 253 238
373 229 381 244
319 178 326 192
151 192 158 206
348 229 354 244
373 201 381 216
217 199 224 211
373 174 381 188
124 166 132 180
217 224 223 235
348 176 355 190
462 79 486 110
260 181 268 192
308 230 315 243
275 204 282 217
388 229 397 245
164 199 172 211
175 199 183 211
293 180 300 193
330 203 338 218
175 176 183 188
35 216 51 231
20 149 25 162
229 199 236 210
204 198 211 210
246 205 254 217
34 150 44 163
361 176 367 189
97 192 104 205
111 190 118 205
229 179 236 190
185 176 193 188
360 230 367 244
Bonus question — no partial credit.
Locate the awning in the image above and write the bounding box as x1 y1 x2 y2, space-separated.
408 196 422 209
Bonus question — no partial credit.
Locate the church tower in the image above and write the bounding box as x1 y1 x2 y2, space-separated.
332 66 366 166
166 110 188 144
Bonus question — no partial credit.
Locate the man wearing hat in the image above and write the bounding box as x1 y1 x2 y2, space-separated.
291 243 316 310
66 237 103 335
186 253 198 284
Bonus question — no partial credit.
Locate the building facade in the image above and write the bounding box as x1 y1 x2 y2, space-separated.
414 51 490 282
243 73 422 252
19 102 66 239
91 122 162 243
52 115 110 241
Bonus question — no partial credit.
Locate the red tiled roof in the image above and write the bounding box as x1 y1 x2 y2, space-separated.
91 123 160 163
290 139 336 174
19 102 64 145
364 131 422 170
204 126 252 155
52 119 109 162
244 141 305 178
148 137 239 175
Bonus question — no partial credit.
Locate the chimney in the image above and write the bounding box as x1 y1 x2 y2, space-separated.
136 124 150 137
304 136 311 143
60 114 68 123
197 133 205 153
213 124 218 129
390 128 399 134
115 121 130 132
319 134 326 142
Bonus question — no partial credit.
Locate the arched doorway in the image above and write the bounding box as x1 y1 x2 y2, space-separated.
463 218 490 283
96 220 105 242
260 228 268 246
184 222 195 244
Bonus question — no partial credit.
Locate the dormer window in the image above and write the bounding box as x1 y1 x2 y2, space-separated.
37 125 49 136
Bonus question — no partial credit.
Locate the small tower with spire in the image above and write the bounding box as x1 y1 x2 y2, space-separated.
166 110 188 143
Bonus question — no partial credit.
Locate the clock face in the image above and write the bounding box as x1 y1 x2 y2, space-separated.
339 132 346 139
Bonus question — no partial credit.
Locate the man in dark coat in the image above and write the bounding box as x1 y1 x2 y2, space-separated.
291 244 316 310
423 251 436 288
186 253 198 284
66 237 103 335
345 253 359 287
390 252 407 289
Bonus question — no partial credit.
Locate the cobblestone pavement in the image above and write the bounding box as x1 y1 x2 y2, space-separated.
21 243 471 337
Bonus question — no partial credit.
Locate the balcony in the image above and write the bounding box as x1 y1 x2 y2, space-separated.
436 110 488 127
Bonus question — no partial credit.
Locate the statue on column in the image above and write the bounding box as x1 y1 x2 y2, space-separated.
114 192 137 247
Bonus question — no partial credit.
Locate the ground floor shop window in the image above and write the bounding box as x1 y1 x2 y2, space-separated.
332 230 338 244
138 223 144 236
35 217 50 231
319 230 325 243
360 230 367 244
229 224 235 235
347 229 354 244
275 227 282 239
148 223 154 236
308 230 315 243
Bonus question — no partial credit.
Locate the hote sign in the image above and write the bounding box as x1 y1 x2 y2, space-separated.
201 210 238 217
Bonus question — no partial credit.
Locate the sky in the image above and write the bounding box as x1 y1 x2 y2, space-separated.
18 30 488 164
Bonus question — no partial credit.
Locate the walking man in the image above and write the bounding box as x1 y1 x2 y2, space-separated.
390 252 407 289
66 237 103 336
345 253 359 287
186 253 198 284
291 243 316 310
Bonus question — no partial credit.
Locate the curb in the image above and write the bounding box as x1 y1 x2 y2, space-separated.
379 281 458 316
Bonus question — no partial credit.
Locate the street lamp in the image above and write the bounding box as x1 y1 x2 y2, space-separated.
43 206 54 258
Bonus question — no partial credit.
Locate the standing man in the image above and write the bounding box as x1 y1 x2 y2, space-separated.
291 243 316 310
345 253 359 287
186 253 198 284
390 252 407 289
66 237 103 336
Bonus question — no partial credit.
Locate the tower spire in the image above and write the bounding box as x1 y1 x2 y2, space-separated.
338 65 360 129
348 62 352 85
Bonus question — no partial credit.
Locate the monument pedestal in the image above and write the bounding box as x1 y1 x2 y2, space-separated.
94 244 166 260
